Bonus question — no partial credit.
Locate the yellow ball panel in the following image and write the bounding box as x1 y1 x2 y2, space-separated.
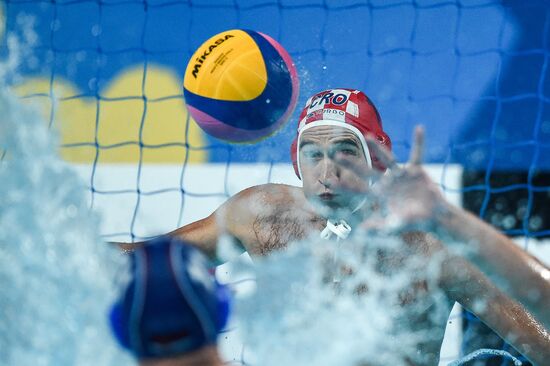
184 29 267 101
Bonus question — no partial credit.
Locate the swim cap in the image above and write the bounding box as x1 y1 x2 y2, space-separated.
290 88 391 179
109 236 231 359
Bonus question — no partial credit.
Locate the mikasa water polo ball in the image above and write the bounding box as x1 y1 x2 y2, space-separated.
183 29 299 143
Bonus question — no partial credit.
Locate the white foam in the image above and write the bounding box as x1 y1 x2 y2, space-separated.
0 27 131 365
234 233 451 366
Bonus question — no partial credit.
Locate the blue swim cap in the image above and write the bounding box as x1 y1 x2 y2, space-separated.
109 236 231 359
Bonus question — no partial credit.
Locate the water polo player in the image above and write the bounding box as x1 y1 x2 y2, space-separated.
110 236 231 366
118 88 550 365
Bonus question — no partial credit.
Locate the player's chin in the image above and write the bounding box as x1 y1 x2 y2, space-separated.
315 196 356 215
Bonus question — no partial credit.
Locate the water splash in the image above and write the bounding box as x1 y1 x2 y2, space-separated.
0 21 131 366
235 233 450 366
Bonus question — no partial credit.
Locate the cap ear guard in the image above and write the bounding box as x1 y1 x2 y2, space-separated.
109 302 131 351
290 137 300 178
368 130 392 172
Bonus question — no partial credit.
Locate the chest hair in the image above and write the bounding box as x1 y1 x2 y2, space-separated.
251 207 324 255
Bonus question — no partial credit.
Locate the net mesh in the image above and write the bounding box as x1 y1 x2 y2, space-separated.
2 0 549 364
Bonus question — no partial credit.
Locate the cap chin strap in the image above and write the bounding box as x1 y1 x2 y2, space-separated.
320 219 351 241
320 205 365 284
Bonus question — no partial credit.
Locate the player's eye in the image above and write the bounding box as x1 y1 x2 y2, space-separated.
304 150 323 159
301 146 323 160
334 145 359 157
340 148 358 155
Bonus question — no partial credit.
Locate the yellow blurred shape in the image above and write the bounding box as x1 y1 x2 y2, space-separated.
14 65 207 163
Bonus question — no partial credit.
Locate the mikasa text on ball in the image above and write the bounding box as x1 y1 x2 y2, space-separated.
183 29 299 143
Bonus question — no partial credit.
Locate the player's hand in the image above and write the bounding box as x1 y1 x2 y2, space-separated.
360 125 448 232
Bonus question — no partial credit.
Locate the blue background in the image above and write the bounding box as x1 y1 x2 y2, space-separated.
3 0 550 170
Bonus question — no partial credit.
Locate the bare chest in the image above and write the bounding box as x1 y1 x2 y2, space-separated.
250 208 325 255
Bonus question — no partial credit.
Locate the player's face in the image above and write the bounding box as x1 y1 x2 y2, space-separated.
299 125 371 213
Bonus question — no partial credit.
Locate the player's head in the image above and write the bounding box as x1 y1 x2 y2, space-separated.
290 89 391 212
109 236 231 364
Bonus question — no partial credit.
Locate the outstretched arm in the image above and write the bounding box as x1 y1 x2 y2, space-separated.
111 184 289 260
112 212 222 259
113 191 251 260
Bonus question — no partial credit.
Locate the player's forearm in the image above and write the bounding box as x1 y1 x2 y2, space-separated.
435 202 550 328
465 289 550 366
167 219 219 260
442 255 550 366
108 216 220 260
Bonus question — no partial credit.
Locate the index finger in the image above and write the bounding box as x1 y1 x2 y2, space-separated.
409 125 425 166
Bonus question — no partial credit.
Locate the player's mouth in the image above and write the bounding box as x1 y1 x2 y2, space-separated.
318 192 337 201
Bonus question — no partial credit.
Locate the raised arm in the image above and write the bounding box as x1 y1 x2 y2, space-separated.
360 126 550 329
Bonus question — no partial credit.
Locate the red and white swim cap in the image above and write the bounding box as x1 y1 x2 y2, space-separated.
290 88 391 179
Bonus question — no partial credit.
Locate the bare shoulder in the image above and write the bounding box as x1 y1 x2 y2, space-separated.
236 183 304 200
219 183 316 255
225 183 306 214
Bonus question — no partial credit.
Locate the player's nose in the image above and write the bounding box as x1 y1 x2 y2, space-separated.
319 156 339 184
